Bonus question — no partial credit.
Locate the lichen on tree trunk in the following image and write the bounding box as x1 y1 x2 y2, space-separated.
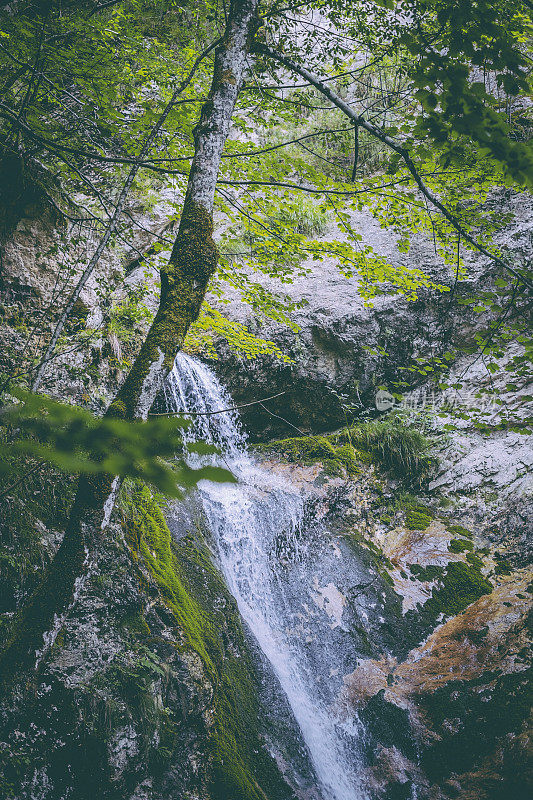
113 201 218 421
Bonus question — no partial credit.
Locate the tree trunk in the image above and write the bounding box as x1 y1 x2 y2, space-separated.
0 0 258 691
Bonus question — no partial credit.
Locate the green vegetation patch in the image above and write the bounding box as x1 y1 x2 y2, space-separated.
255 434 362 477
423 562 492 619
282 200 329 236
409 564 445 582
378 492 436 532
446 523 474 539
332 418 436 486
448 538 474 553
0 444 76 620
405 509 432 530
420 667 533 787
389 495 435 530
257 416 437 487
494 558 513 576
465 551 485 570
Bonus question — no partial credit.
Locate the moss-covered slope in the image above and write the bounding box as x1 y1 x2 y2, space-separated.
0 478 295 800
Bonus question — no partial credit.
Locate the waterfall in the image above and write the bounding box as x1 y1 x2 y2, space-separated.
163 353 368 800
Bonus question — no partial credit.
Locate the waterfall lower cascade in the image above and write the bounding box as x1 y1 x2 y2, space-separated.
163 354 368 800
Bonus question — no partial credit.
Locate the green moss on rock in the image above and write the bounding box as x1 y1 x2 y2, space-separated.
405 509 432 530
446 523 474 539
409 564 445 582
120 481 290 800
257 417 436 488
0 457 76 616
448 538 474 553
256 434 361 477
420 667 532 790
424 562 492 619
465 550 485 570
494 555 513 575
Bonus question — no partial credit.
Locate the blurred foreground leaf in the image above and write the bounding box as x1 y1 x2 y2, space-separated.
0 390 235 497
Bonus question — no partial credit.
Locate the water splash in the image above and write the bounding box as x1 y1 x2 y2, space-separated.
165 353 368 800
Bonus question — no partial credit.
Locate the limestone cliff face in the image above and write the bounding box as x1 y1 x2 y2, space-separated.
0 182 177 406
210 190 532 441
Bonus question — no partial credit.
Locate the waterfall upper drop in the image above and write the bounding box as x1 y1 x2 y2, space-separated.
163 353 368 800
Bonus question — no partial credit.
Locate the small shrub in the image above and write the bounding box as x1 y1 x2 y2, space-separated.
494 558 513 576
106 283 153 343
466 551 485 570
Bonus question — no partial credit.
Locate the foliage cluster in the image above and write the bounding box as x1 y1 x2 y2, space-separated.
1 0 531 381
102 281 155 367
0 390 233 496
333 417 437 485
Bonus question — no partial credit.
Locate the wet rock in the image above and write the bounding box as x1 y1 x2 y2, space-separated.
0 489 299 800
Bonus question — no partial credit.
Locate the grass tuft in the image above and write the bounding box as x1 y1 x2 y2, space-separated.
282 201 329 236
333 418 436 486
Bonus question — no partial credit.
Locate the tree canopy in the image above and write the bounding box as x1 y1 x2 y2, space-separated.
1 1 531 339
0 0 531 462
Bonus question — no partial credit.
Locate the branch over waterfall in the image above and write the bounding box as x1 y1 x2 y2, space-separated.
256 43 533 291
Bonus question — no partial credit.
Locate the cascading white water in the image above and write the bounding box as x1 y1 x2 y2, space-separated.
163 353 368 800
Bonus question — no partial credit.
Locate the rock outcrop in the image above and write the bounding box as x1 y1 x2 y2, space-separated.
253 438 532 800
0 480 302 800
210 190 532 441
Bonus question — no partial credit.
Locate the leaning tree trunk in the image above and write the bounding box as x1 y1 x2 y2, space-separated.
0 0 258 692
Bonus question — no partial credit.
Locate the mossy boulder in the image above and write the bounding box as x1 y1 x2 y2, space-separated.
255 434 362 477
